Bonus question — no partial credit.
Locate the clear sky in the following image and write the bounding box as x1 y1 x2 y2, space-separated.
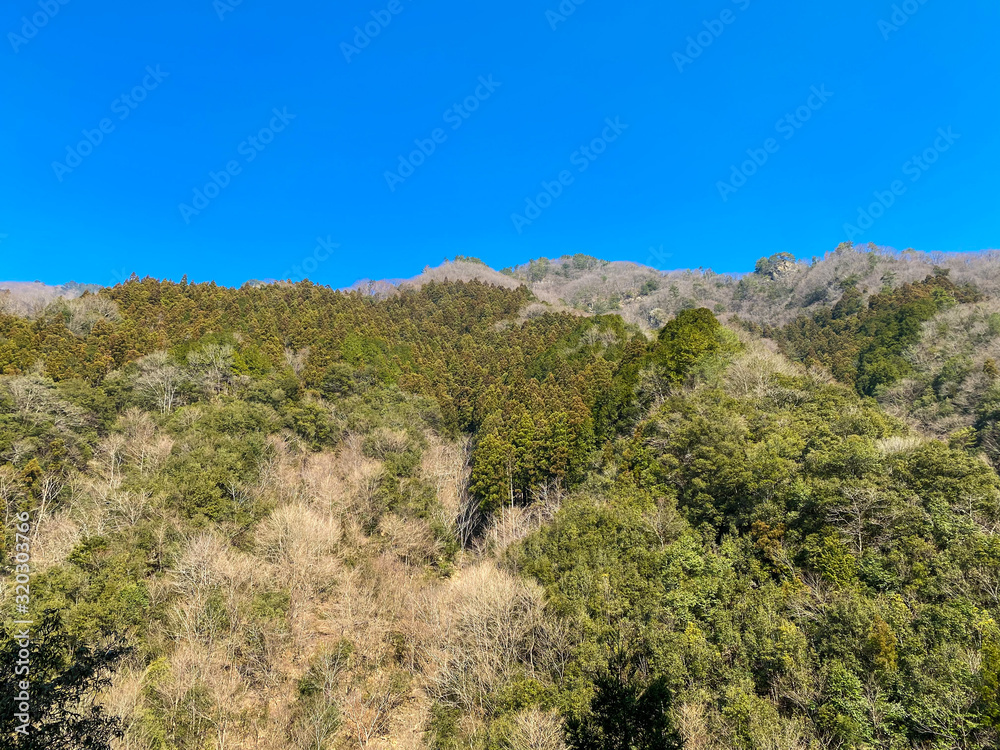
1 0 997 287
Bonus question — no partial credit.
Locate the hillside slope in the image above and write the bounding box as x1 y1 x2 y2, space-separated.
3 274 1000 749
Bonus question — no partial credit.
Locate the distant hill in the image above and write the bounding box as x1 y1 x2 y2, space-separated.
0 280 100 316
9 243 1000 329
398 243 1000 329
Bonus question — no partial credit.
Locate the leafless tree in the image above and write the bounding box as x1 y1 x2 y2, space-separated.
0 465 22 526
827 486 888 556
137 351 186 413
289 647 350 750
2 375 86 429
110 489 152 528
340 672 408 747
284 347 310 376
675 703 719 750
33 473 65 539
187 344 236 397
59 294 122 336
508 709 568 750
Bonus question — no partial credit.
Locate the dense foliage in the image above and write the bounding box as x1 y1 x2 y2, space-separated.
764 272 982 396
2 270 1000 749
0 610 131 750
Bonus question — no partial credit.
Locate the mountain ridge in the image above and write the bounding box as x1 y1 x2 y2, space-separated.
8 242 1000 329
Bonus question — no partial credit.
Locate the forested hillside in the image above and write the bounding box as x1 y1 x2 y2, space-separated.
4 249 1000 749
400 243 1000 330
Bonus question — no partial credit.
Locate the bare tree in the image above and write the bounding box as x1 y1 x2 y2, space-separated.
137 352 186 413
110 490 152 529
455 486 483 550
340 671 408 748
187 344 236 398
33 473 65 540
429 564 549 715
509 709 568 750
289 648 348 750
827 486 888 556
59 294 122 336
675 703 718 750
93 433 128 487
0 465 22 526
2 375 86 429
284 347 310 376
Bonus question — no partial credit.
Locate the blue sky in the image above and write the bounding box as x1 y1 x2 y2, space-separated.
0 0 997 287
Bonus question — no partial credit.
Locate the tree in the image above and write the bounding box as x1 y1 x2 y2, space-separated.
187 343 237 397
648 308 724 385
0 610 131 749
754 252 796 279
568 647 682 750
470 430 515 514
980 639 1000 731
135 351 186 413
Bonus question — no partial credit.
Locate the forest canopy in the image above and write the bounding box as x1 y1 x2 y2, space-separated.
4 252 1000 749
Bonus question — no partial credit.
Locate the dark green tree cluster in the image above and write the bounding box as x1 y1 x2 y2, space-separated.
0 610 131 750
765 272 981 395
518 354 1000 748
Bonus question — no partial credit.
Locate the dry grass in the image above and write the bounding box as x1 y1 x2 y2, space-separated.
876 435 926 457
89 418 562 749
14 382 574 749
